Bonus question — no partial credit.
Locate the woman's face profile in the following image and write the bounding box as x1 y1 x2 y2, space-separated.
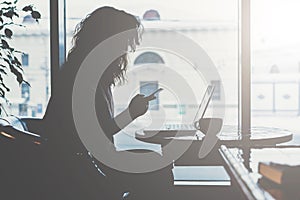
101 53 127 86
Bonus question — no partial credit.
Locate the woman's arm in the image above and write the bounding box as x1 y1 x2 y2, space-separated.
97 93 154 141
115 93 156 129
114 107 133 130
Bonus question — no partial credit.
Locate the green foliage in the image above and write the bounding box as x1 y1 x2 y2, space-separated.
0 0 40 98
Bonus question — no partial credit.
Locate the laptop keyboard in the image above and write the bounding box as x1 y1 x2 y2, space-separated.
163 123 195 130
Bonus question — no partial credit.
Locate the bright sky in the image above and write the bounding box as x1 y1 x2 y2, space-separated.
17 0 300 45
252 0 300 45
64 0 237 21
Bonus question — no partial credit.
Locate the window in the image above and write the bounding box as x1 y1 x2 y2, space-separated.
251 0 300 144
134 52 164 65
21 83 30 101
65 0 239 129
19 103 28 116
143 9 160 21
22 54 29 66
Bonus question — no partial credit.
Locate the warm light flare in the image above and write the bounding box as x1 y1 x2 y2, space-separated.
0 131 15 139
33 141 41 145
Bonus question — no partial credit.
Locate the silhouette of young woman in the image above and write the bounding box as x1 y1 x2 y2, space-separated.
42 6 174 200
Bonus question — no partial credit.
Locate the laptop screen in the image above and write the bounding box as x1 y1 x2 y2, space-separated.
193 85 215 123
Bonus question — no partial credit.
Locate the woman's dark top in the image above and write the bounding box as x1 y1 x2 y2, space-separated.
41 61 122 199
41 60 174 200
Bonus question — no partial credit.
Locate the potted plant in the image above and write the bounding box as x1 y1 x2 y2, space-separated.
0 0 40 108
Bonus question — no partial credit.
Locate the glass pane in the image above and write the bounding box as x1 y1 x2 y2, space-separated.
66 0 239 132
251 0 300 144
2 1 50 118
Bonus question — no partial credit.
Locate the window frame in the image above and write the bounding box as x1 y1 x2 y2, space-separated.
50 0 66 97
51 0 252 136
240 0 251 136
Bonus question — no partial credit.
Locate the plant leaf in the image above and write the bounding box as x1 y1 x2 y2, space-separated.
3 58 11 66
3 10 13 19
22 5 32 12
13 12 18 18
9 64 23 84
0 69 7 75
22 80 30 87
1 83 9 92
31 11 41 19
1 1 12 5
13 57 21 66
1 39 9 48
4 28 12 38
0 88 5 97
0 64 7 68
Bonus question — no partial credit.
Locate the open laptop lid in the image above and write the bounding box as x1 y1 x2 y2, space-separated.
192 85 215 128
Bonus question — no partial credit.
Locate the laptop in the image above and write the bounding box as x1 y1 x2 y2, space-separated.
142 85 215 136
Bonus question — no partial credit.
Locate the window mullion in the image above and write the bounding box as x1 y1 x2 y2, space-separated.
240 0 251 136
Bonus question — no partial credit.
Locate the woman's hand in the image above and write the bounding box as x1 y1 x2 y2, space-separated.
128 94 155 120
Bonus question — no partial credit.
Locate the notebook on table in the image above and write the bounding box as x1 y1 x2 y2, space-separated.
172 165 231 186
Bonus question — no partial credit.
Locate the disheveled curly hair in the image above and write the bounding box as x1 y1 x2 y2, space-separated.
67 6 143 86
